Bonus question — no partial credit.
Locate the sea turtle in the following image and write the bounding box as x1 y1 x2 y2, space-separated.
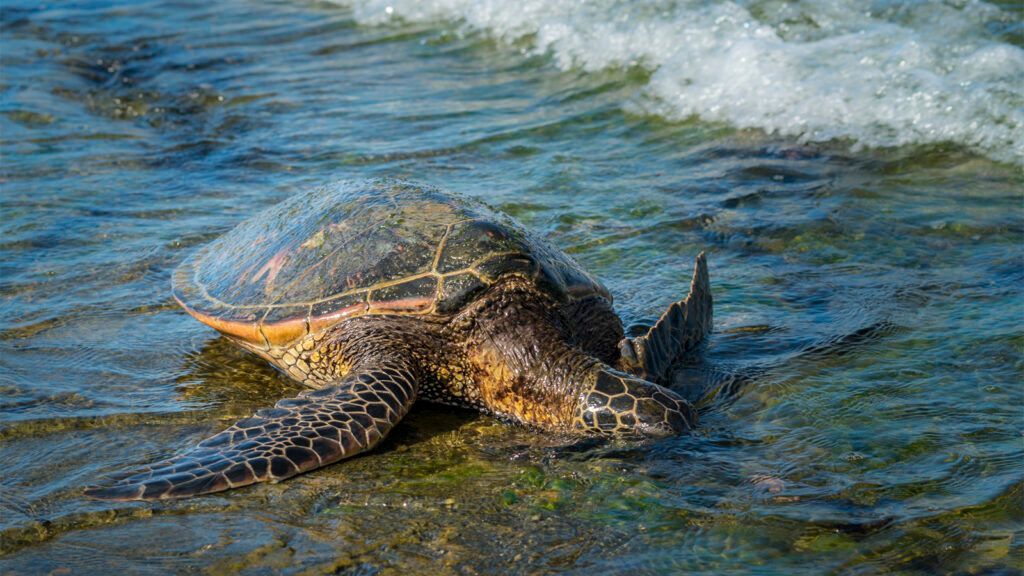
86 178 711 500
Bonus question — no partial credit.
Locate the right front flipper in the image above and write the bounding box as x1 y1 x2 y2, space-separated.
85 363 418 501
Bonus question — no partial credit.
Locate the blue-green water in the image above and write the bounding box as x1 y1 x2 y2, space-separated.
1 1 1022 574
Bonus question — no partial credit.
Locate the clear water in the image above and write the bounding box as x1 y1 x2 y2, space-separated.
1 1 1022 574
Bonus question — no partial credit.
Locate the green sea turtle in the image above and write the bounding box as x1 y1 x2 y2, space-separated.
86 178 711 500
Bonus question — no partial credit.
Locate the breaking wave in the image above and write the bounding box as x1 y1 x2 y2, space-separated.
343 0 1024 165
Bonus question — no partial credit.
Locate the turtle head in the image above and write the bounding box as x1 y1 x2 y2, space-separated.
574 369 697 437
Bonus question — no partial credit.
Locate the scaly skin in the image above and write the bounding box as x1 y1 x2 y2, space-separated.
86 254 710 500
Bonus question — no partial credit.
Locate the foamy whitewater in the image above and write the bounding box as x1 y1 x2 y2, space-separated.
342 0 1024 165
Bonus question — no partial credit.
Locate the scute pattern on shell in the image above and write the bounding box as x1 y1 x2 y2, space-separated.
173 179 609 347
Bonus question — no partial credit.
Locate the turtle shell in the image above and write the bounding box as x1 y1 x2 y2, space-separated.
173 179 610 348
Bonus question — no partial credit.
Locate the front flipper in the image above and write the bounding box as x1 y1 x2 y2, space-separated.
85 362 417 501
618 252 712 383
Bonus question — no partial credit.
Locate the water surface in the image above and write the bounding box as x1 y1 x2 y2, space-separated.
1 1 1022 574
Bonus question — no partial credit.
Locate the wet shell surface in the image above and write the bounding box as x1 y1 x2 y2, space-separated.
173 178 609 347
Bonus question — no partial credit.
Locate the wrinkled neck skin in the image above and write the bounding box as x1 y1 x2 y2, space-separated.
446 277 613 430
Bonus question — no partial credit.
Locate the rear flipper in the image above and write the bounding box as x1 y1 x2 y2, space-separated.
618 252 712 383
85 362 418 501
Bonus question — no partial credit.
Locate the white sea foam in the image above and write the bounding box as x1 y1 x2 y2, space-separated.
339 0 1024 165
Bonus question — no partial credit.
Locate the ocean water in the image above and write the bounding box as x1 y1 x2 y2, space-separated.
1 0 1022 574
348 0 1024 165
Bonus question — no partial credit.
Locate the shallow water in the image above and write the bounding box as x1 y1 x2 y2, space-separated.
1 1 1022 574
